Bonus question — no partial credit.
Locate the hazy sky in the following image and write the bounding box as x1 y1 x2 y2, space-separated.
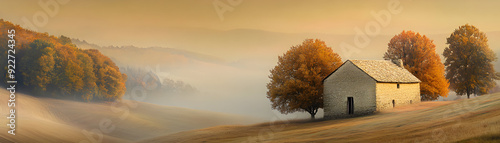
1 0 500 50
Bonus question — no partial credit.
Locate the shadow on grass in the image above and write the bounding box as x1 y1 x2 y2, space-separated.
456 134 500 143
251 113 381 128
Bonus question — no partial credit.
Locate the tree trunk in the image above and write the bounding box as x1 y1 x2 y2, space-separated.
467 92 470 99
306 107 318 120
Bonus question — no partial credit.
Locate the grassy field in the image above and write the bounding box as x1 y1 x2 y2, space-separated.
1 89 499 143
0 89 261 142
142 93 500 143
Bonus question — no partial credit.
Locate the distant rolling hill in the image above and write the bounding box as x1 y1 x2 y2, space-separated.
141 93 500 143
70 38 284 120
72 29 500 71
0 89 261 142
71 39 224 69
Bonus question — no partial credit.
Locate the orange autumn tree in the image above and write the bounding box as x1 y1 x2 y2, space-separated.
267 39 342 119
0 19 126 102
443 24 499 98
384 31 449 101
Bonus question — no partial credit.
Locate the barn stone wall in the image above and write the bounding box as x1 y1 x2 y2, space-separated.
375 82 420 111
323 61 377 118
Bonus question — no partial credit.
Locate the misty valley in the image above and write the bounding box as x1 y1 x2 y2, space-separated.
1 0 500 142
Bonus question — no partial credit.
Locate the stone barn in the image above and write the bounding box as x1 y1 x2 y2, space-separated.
323 59 421 118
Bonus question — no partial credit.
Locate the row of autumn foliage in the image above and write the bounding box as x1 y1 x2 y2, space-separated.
267 24 498 118
0 19 126 101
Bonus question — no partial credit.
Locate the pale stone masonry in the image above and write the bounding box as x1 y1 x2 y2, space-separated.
323 59 421 118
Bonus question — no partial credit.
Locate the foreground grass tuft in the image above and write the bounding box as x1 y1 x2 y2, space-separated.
456 134 500 143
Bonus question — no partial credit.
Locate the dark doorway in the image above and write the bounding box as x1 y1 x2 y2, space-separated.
347 97 354 115
392 100 395 108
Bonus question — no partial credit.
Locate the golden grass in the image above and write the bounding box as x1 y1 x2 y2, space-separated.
1 88 498 143
0 89 261 142
456 134 500 143
141 93 500 143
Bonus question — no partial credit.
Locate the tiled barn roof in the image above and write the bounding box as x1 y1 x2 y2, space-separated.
323 59 421 83
349 60 421 83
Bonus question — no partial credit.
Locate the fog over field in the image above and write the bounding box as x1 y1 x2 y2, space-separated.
71 30 500 120
1 0 500 121
1 0 500 142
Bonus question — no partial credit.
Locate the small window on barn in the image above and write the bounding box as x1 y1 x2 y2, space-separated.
397 83 400 89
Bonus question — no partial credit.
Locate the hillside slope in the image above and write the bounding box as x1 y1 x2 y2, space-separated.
0 89 261 142
142 93 500 143
71 39 224 68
